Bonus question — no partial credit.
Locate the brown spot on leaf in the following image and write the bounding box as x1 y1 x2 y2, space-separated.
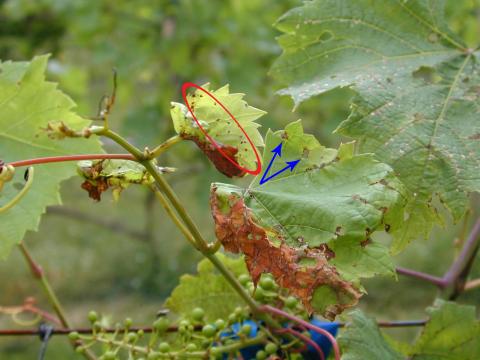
360 238 372 247
468 133 480 140
210 190 361 319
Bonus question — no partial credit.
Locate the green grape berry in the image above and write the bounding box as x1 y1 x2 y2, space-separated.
241 324 252 335
265 342 278 354
124 317 133 328
158 342 170 353
238 274 250 286
147 354 159 360
127 332 138 343
210 347 221 356
254 287 265 301
153 318 169 333
68 331 79 341
88 310 98 323
202 324 217 337
259 277 275 291
186 343 197 352
75 346 85 354
256 350 267 360
214 319 226 329
285 296 298 309
228 313 237 323
192 307 205 321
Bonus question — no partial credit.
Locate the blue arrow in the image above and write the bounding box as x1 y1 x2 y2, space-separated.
259 142 300 185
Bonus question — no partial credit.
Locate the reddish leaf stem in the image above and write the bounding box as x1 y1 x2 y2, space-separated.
260 305 341 360
8 154 136 168
275 327 325 360
396 218 480 295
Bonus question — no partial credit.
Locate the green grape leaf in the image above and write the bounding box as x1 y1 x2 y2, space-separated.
170 84 265 177
411 300 480 359
210 120 405 319
165 254 248 322
271 0 480 253
77 159 173 201
0 55 103 259
339 301 480 360
338 310 404 360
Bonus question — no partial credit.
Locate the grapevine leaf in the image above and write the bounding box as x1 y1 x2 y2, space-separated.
210 121 405 319
339 301 480 360
338 310 404 360
77 159 173 201
410 300 480 359
170 84 265 177
271 0 480 252
165 254 248 322
0 56 103 259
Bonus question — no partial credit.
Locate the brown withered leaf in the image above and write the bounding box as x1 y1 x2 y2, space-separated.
210 187 361 319
185 135 245 178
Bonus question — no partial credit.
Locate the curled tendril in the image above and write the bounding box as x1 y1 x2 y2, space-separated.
0 167 34 213
0 297 61 327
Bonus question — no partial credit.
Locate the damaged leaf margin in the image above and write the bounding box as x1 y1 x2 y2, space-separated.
170 84 265 177
210 121 406 319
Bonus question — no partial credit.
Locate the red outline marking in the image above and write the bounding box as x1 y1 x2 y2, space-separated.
181 82 262 176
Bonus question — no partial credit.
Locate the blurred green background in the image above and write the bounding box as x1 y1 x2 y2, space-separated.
0 0 479 358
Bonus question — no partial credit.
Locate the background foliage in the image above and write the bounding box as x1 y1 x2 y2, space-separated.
0 0 479 358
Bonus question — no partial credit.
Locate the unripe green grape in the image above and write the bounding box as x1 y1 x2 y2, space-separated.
254 287 265 301
259 277 275 291
192 307 205 321
285 296 298 309
68 331 79 341
93 321 102 331
202 324 217 337
241 324 252 335
76 346 85 354
228 313 237 323
153 318 169 333
186 343 197 352
124 318 133 328
265 342 278 354
88 310 98 323
127 332 138 343
210 347 220 356
238 274 250 286
158 342 170 353
214 319 226 329
137 329 144 337
147 353 159 360
256 350 267 360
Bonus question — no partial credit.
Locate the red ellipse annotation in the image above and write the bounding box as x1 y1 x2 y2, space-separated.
181 82 262 176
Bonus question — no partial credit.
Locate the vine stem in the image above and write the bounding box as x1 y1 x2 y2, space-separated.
148 135 182 158
17 242 98 360
97 129 262 310
0 319 428 336
396 218 480 297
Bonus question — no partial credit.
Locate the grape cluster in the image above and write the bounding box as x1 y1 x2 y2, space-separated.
71 273 311 359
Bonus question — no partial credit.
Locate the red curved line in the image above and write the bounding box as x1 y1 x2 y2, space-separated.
181 82 262 175
260 305 341 360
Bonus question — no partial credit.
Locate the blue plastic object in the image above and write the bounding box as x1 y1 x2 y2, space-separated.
218 319 339 359
220 320 262 359
302 319 339 359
